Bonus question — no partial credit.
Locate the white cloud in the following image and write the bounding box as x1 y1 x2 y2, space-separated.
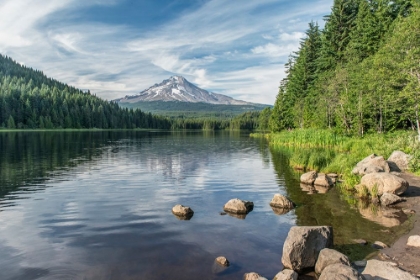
0 0 333 104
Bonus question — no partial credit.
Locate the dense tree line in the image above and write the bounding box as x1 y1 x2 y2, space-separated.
0 55 171 129
270 0 419 139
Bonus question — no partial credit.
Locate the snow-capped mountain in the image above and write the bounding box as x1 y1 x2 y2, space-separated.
115 76 252 105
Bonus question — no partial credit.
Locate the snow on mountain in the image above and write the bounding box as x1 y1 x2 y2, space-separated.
115 76 252 105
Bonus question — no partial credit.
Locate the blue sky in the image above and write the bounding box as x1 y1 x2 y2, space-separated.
0 0 332 104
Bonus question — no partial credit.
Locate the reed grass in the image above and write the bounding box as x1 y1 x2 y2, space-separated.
254 129 420 191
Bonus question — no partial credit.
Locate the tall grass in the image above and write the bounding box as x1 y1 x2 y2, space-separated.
254 129 420 191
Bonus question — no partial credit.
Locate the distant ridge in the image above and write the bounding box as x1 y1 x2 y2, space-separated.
115 76 256 106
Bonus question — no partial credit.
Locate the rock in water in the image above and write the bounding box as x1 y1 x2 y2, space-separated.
362 260 419 280
281 226 333 272
243 272 268 280
172 205 194 217
272 269 298 280
269 194 295 209
360 172 408 196
314 173 334 188
407 235 420 247
315 248 351 274
380 193 406 206
223 198 254 214
319 264 364 280
372 241 388 249
300 171 317 185
215 256 229 267
352 154 391 175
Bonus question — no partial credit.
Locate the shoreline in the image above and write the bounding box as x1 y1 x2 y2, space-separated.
378 173 420 276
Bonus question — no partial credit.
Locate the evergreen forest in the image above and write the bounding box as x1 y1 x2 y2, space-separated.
269 0 419 139
0 55 171 129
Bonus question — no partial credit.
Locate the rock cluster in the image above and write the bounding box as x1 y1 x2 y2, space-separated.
300 171 335 188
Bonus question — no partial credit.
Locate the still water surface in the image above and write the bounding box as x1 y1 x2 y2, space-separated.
0 131 409 279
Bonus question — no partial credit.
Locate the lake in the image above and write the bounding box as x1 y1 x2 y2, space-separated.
0 131 410 279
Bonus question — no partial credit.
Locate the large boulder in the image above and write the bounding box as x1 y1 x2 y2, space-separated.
352 154 391 175
362 260 418 280
273 269 298 280
223 198 254 214
300 171 317 185
360 172 409 196
314 173 334 188
380 193 406 206
281 226 333 272
269 194 295 209
319 264 364 280
315 248 351 275
388 151 412 172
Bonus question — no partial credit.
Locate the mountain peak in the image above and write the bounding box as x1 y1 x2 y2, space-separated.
116 76 252 105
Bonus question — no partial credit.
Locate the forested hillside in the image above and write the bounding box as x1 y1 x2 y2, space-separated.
0 55 171 129
270 0 419 138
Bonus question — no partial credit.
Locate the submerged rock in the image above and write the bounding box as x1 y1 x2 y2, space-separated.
372 241 388 249
223 198 254 214
362 260 418 280
319 263 364 280
315 248 351 275
360 172 408 196
282 226 333 272
352 154 391 175
269 194 295 209
273 269 298 280
243 272 267 280
172 204 194 219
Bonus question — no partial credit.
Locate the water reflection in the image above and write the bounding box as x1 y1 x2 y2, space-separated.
0 131 284 280
0 131 413 280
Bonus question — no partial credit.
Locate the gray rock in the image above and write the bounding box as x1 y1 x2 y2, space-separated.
407 235 420 247
269 194 295 209
388 151 412 172
380 193 406 206
314 173 334 188
362 260 419 280
172 204 194 217
372 241 388 249
352 154 391 175
223 198 254 214
273 269 298 280
215 256 229 267
315 248 351 274
360 172 409 196
243 272 267 280
319 263 364 280
300 171 317 185
281 226 333 272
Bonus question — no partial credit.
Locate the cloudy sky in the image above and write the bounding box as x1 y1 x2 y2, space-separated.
0 0 332 104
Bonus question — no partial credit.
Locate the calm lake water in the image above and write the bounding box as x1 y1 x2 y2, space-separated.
0 131 410 279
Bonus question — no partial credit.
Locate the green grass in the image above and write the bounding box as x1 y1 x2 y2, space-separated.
253 129 420 191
